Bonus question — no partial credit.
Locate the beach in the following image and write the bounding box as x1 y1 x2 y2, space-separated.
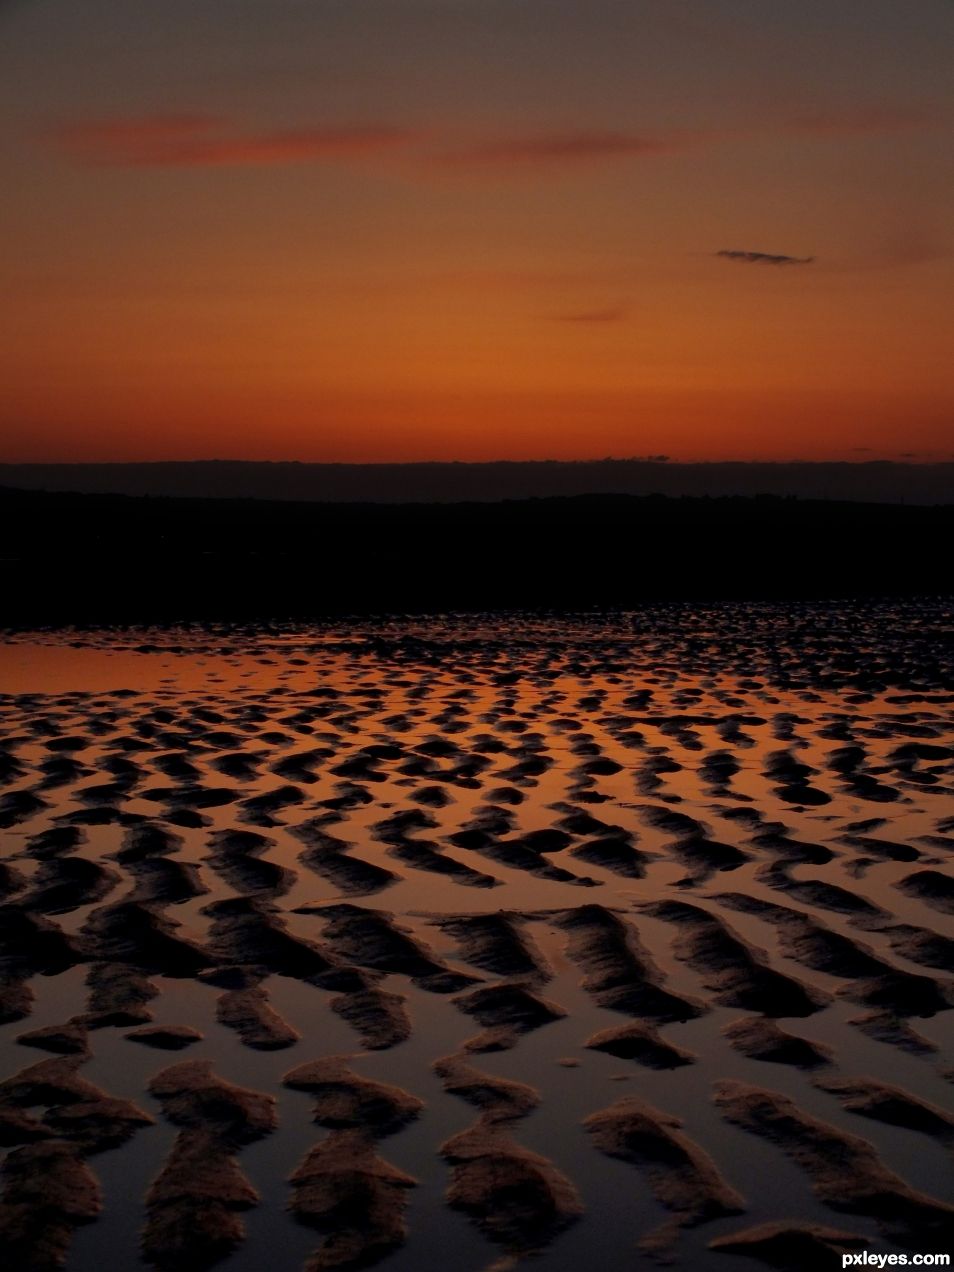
0 605 952 1271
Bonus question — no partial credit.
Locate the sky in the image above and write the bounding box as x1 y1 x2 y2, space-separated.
1 0 952 463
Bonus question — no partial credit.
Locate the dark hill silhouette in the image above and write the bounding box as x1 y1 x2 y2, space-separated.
0 458 951 505
0 485 950 623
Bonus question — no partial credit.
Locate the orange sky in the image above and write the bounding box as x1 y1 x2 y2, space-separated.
1 0 952 463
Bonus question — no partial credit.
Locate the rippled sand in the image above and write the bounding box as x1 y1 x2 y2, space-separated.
1 606 952 1271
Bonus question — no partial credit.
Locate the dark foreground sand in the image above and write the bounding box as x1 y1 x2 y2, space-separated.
0 605 952 1271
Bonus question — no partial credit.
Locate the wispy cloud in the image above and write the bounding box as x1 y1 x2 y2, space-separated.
867 226 949 270
52 115 415 168
51 116 699 177
431 129 692 170
783 105 939 138
716 249 815 267
48 100 941 178
440 105 937 172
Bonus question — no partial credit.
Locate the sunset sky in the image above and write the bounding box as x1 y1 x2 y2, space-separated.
2 0 952 463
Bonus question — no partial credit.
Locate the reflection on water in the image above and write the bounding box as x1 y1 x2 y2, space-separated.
0 608 952 1271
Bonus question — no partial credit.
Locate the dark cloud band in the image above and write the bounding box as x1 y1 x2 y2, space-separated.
717 249 815 266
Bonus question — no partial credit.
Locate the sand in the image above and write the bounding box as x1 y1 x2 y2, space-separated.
0 606 951 1270
143 1061 277 1268
585 1095 745 1252
288 1130 417 1271
283 1056 424 1136
709 1221 867 1269
715 1080 954 1245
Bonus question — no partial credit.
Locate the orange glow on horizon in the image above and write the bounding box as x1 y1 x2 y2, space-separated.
1 0 952 465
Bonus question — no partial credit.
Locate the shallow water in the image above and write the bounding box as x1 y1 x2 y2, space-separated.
1 606 952 1271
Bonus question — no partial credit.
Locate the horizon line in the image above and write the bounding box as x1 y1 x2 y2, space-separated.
2 456 953 468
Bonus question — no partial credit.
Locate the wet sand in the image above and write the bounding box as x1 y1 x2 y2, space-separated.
0 606 952 1270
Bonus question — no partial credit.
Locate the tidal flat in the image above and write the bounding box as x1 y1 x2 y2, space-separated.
1 605 952 1272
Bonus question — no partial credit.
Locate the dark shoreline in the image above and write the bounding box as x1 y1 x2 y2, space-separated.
2 486 951 624
2 458 953 505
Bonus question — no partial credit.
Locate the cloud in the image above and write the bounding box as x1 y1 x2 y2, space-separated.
51 115 414 168
433 106 937 173
433 130 686 170
50 116 703 180
551 306 628 323
783 105 939 138
869 227 949 270
49 101 937 180
716 249 815 266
